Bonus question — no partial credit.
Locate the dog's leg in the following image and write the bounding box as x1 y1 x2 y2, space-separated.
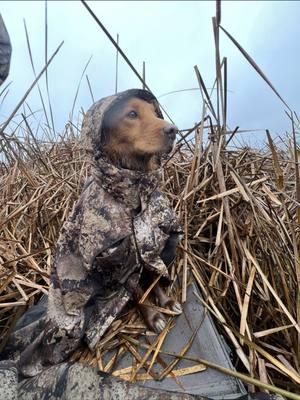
138 302 167 333
153 283 182 315
126 274 166 333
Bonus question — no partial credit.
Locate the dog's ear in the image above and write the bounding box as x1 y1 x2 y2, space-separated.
101 110 116 147
101 110 113 146
100 120 110 147
101 99 126 146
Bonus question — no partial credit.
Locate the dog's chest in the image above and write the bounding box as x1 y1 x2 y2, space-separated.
79 182 179 284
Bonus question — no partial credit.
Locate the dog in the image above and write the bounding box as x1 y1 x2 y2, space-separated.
100 95 182 332
5 90 183 377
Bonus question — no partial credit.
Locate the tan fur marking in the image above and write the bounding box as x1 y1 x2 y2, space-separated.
103 98 174 171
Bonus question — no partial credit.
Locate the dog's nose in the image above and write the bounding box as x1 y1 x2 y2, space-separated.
163 124 178 140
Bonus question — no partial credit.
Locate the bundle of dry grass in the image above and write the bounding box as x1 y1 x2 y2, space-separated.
0 123 299 394
164 136 300 392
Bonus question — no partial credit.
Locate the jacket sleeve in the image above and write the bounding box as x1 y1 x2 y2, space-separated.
0 15 12 85
52 190 94 316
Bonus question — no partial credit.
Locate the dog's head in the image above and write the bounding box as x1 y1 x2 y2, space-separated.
100 90 178 170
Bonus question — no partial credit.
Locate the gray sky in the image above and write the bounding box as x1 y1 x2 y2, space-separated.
1 1 300 147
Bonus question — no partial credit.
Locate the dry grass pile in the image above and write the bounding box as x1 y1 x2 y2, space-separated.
0 125 299 394
164 136 300 392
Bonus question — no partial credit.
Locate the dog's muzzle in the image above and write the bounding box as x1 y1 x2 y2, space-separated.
163 124 178 141
163 124 178 153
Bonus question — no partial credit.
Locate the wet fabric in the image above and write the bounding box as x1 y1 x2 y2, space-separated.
0 14 11 85
2 89 182 378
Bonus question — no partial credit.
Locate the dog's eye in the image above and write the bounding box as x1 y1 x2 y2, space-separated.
127 110 138 119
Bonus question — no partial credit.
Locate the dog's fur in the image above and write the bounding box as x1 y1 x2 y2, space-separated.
101 96 181 333
102 97 176 172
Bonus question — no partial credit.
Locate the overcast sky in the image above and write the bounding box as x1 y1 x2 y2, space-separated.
1 1 300 147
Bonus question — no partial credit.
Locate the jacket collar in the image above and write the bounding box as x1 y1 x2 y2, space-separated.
92 154 162 211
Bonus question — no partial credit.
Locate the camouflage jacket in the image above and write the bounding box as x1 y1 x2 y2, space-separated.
3 89 182 377
0 14 11 85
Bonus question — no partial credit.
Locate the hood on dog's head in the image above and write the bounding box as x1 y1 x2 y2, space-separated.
81 89 163 162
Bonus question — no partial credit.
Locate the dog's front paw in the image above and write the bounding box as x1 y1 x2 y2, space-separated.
156 296 183 315
139 304 167 333
154 285 183 315
169 300 183 315
165 299 182 315
152 314 167 333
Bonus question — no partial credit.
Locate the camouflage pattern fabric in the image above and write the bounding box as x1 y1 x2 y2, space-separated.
0 360 208 400
0 360 286 400
2 89 182 380
0 14 11 85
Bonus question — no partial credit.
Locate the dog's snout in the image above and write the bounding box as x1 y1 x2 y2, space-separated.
163 124 178 139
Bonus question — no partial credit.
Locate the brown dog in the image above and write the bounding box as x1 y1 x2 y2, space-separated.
101 96 182 332
1 91 183 377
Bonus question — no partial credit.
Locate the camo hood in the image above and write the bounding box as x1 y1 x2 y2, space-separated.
81 88 165 209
